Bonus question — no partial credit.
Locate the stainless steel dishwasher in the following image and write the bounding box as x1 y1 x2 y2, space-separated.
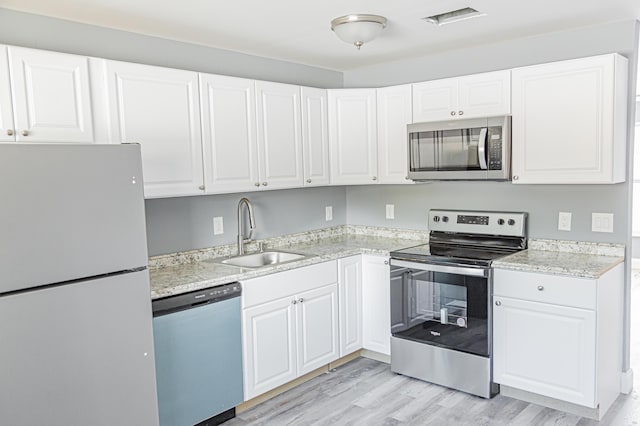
152 282 243 426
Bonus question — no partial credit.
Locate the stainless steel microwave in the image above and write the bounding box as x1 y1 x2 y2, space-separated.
407 116 511 181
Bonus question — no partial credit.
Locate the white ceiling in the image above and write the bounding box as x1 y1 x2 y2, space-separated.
3 0 640 71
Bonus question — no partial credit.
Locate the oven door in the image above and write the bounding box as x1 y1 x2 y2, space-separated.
390 259 492 357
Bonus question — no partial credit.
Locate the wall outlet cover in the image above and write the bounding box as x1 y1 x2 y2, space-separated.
386 204 395 220
592 212 614 233
325 206 333 221
213 216 224 235
558 212 572 231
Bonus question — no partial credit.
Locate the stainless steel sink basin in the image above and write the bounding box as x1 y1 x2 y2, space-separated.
218 251 306 268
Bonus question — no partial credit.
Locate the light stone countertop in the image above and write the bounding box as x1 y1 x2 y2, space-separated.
149 233 426 299
493 249 624 278
149 227 626 298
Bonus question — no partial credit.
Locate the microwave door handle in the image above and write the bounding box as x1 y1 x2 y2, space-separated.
478 127 488 170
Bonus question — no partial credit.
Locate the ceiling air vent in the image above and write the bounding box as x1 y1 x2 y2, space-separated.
423 7 486 26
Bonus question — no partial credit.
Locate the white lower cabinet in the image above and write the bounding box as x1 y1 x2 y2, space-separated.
361 255 391 356
338 256 363 356
241 261 339 400
493 265 624 418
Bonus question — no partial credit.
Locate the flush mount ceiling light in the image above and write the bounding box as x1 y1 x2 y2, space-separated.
423 7 486 26
331 14 387 50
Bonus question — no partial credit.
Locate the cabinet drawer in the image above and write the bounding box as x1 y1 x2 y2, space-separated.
242 260 337 308
493 269 595 309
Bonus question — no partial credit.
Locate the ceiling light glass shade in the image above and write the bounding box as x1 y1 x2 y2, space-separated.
331 14 387 49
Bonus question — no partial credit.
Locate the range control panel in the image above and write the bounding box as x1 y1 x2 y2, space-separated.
429 209 527 237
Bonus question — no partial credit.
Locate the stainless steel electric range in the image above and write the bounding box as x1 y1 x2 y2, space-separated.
389 209 528 398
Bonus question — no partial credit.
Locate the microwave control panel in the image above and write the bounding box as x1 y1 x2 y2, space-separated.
487 127 503 170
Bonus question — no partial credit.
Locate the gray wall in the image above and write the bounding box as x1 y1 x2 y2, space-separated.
145 187 347 256
347 183 628 243
0 8 343 88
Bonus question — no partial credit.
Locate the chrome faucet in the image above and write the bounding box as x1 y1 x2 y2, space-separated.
237 197 256 256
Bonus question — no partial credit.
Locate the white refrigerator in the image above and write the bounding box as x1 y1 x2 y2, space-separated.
0 144 159 426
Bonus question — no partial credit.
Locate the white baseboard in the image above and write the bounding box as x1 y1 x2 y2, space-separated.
500 385 600 420
621 369 634 394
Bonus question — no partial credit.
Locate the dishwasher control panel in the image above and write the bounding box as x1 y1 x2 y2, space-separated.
152 282 241 316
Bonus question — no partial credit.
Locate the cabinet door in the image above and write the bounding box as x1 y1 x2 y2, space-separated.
242 297 297 400
104 61 203 198
377 85 413 184
362 255 391 356
458 70 511 118
301 87 330 186
338 256 363 356
412 78 458 122
493 296 596 407
0 46 14 142
328 89 378 185
511 54 627 184
200 74 259 193
255 81 303 190
8 46 95 143
296 284 339 375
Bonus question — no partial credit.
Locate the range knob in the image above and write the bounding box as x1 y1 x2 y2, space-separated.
508 219 516 226
433 216 440 222
497 218 505 225
442 216 449 223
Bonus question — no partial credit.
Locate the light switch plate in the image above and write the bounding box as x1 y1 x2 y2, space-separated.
558 212 572 231
325 206 333 221
386 204 395 220
592 213 614 233
213 216 224 235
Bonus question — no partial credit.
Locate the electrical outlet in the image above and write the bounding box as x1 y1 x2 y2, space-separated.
558 212 572 231
325 206 333 221
213 217 224 235
592 213 614 233
386 204 395 220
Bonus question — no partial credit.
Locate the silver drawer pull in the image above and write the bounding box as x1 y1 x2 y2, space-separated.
537 285 544 291
298 298 304 303
495 301 501 306
291 300 297 305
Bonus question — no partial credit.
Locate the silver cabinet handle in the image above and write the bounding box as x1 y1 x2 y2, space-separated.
537 285 544 291
450 111 456 116
254 182 260 187
7 129 14 136
458 111 464 116
298 298 304 303
22 130 29 137
198 185 205 190
513 175 519 181
384 260 389 265
405 176 410 180
262 182 268 186
495 301 502 306
306 179 312 183
291 300 297 305
372 176 377 181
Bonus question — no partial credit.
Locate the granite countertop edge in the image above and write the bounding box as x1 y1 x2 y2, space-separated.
492 251 625 279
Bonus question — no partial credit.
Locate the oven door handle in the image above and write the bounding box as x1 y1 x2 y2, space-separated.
390 259 488 277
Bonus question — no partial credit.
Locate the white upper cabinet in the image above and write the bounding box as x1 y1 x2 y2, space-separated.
376 85 413 184
328 89 378 185
511 54 628 184
255 81 304 190
0 46 15 142
199 74 259 194
6 46 96 143
103 60 204 198
300 87 330 186
412 70 511 122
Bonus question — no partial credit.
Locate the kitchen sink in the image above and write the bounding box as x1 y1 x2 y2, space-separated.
217 251 306 268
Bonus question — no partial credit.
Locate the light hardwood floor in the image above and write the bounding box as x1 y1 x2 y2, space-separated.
228 273 640 425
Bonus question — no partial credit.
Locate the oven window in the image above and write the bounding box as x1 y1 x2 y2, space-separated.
391 268 489 357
